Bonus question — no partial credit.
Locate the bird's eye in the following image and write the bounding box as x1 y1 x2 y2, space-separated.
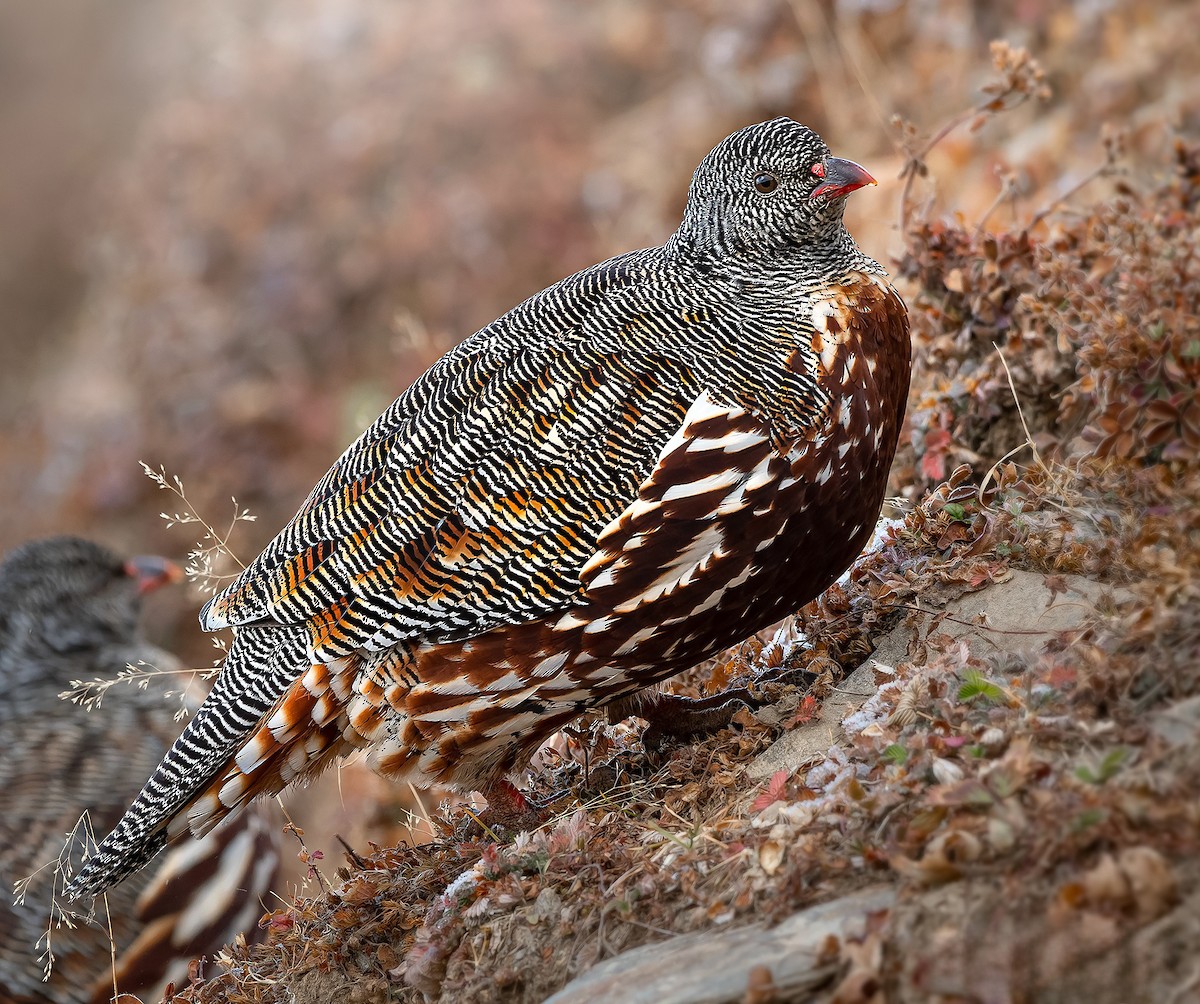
811 162 826 179
753 172 779 195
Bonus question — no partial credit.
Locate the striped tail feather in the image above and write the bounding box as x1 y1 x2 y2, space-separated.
181 654 365 839
64 625 309 901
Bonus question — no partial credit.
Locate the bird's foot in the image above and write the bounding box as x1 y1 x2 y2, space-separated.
610 688 753 753
467 778 568 837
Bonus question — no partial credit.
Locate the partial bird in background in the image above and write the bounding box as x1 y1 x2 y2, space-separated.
0 537 280 1004
67 117 911 902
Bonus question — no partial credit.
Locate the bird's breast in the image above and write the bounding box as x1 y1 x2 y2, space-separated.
559 269 911 669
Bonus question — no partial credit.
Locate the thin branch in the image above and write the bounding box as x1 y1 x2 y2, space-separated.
993 343 1046 471
1027 160 1121 232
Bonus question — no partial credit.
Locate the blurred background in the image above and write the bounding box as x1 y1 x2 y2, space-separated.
1 0 1195 864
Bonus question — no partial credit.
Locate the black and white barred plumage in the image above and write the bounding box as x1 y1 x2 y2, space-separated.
67 118 910 900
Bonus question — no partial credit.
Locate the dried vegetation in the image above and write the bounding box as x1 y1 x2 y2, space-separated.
163 36 1200 1004
2 1 1198 1001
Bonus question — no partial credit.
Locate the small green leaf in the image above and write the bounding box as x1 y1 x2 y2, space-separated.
943 502 966 520
882 744 908 765
987 766 1021 799
1071 808 1107 832
958 668 1005 705
1075 746 1132 785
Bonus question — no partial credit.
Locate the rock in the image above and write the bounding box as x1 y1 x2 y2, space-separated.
543 884 896 1004
748 570 1131 780
1150 695 1200 747
747 661 878 780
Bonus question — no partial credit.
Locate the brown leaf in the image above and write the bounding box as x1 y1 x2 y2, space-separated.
340 875 380 905
928 777 994 808
742 964 779 1004
1116 846 1179 922
889 849 961 886
758 839 785 876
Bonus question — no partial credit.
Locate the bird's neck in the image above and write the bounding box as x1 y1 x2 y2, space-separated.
664 226 876 283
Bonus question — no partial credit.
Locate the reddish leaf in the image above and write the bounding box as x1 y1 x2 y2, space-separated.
264 911 295 933
1043 574 1070 601
787 695 820 728
921 427 952 481
751 770 790 813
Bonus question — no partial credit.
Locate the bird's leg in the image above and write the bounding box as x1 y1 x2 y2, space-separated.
474 778 567 835
608 687 753 752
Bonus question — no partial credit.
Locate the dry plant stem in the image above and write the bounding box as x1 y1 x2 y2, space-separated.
899 108 978 229
786 0 890 138
103 894 118 1004
898 43 1050 230
978 441 1038 504
58 660 216 718
787 0 850 145
1027 158 1121 232
16 811 99 984
459 804 504 844
975 168 1020 235
893 602 1085 638
336 834 369 871
280 803 329 895
140 462 257 595
407 782 436 837
993 343 1046 470
831 12 892 134
142 463 250 569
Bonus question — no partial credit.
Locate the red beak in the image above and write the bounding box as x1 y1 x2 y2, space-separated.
811 157 876 200
124 555 184 595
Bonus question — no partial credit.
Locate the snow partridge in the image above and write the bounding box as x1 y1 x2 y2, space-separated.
67 117 910 900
